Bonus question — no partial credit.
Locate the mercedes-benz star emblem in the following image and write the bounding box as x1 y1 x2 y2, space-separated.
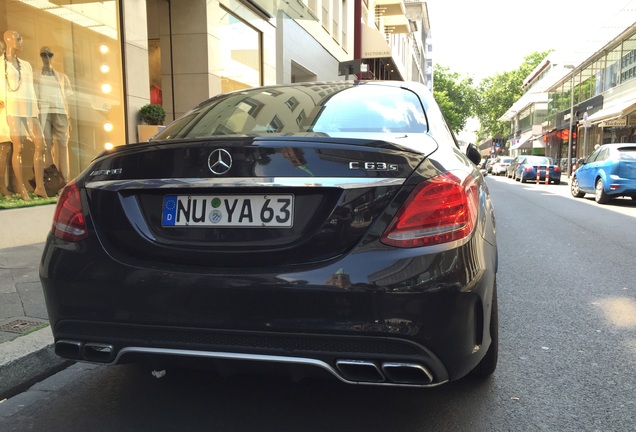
208 149 232 175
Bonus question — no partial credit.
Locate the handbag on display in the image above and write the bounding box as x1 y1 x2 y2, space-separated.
28 164 67 197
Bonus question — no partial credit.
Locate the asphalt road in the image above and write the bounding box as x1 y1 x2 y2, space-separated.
1 175 635 432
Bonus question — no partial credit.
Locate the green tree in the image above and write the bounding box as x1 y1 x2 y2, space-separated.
433 65 477 134
474 51 551 142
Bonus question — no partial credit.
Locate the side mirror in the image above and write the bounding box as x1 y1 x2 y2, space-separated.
465 143 481 166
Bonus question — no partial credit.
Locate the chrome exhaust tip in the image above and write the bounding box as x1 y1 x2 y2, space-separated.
82 343 115 363
335 360 384 383
381 362 433 385
55 340 83 360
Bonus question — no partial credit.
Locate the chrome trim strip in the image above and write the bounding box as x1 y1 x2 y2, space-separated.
111 347 447 388
85 177 405 191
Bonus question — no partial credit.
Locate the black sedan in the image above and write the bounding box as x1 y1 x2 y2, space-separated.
40 81 498 388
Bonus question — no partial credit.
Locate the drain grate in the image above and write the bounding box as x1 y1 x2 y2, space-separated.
0 319 47 334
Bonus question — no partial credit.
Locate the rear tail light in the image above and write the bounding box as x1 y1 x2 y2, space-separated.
51 180 88 242
554 166 561 172
381 172 479 248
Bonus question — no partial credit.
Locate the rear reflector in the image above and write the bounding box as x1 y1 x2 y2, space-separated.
52 180 88 242
381 172 478 248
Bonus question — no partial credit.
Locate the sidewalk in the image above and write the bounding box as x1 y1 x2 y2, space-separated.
0 243 71 400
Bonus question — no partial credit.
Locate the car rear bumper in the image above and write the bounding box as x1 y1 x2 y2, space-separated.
40 233 497 386
520 171 561 182
607 176 636 196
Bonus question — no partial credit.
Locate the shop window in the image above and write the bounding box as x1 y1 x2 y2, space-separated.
1 0 124 197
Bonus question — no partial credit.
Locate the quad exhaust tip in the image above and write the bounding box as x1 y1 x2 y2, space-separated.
336 359 433 385
381 362 433 385
335 360 385 383
55 340 115 363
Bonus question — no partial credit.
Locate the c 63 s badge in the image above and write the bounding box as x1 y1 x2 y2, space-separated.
349 161 398 171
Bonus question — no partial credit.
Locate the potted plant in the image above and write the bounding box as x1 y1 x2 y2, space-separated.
137 104 167 142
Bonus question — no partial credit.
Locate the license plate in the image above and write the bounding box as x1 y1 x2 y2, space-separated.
162 194 294 227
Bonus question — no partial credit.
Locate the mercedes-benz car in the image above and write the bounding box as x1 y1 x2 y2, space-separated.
40 81 498 388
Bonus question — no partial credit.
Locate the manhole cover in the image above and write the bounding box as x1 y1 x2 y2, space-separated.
0 319 46 334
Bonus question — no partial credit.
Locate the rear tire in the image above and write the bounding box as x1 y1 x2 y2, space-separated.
571 176 585 198
470 278 498 378
595 178 610 204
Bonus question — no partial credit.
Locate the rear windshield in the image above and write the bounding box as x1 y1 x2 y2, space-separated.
618 147 636 160
154 84 428 140
524 156 552 165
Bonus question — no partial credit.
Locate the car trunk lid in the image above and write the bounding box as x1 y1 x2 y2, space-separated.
83 136 433 268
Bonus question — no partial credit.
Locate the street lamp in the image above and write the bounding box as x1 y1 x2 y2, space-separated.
564 65 576 177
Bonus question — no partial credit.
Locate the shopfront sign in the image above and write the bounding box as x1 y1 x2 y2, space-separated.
599 118 627 127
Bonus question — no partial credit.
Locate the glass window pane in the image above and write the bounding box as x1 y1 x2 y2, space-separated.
218 8 261 93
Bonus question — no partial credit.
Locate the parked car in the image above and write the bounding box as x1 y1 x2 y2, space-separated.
40 81 498 388
506 156 525 179
570 143 636 203
515 155 561 184
486 157 497 173
491 156 514 176
476 158 489 177
558 158 578 173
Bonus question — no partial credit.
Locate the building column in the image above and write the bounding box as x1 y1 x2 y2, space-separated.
161 0 218 120
122 0 151 144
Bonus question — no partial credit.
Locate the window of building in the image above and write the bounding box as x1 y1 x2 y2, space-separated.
218 8 262 93
1 0 124 193
605 45 622 91
620 35 636 85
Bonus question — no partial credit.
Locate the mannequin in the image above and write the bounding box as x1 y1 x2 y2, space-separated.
35 46 72 182
0 30 48 200
0 40 12 197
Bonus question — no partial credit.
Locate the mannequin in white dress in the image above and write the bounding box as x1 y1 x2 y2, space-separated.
0 30 48 200
0 39 12 197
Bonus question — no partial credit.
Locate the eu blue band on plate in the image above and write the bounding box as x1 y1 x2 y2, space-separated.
162 195 177 226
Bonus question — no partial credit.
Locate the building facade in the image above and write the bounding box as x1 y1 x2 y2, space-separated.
499 5 636 174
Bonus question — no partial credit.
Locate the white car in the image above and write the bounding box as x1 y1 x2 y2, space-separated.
491 156 514 176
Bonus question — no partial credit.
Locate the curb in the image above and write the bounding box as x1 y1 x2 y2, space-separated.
0 326 72 400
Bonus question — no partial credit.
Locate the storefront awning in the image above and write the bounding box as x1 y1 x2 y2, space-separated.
587 98 636 124
362 25 392 58
509 130 533 150
532 139 545 149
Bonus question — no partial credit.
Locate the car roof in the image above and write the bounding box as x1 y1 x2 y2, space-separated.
601 143 636 149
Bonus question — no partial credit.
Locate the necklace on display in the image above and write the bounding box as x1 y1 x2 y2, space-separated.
5 56 22 92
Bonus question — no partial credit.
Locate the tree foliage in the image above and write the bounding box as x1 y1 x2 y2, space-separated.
473 51 551 142
432 66 477 134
